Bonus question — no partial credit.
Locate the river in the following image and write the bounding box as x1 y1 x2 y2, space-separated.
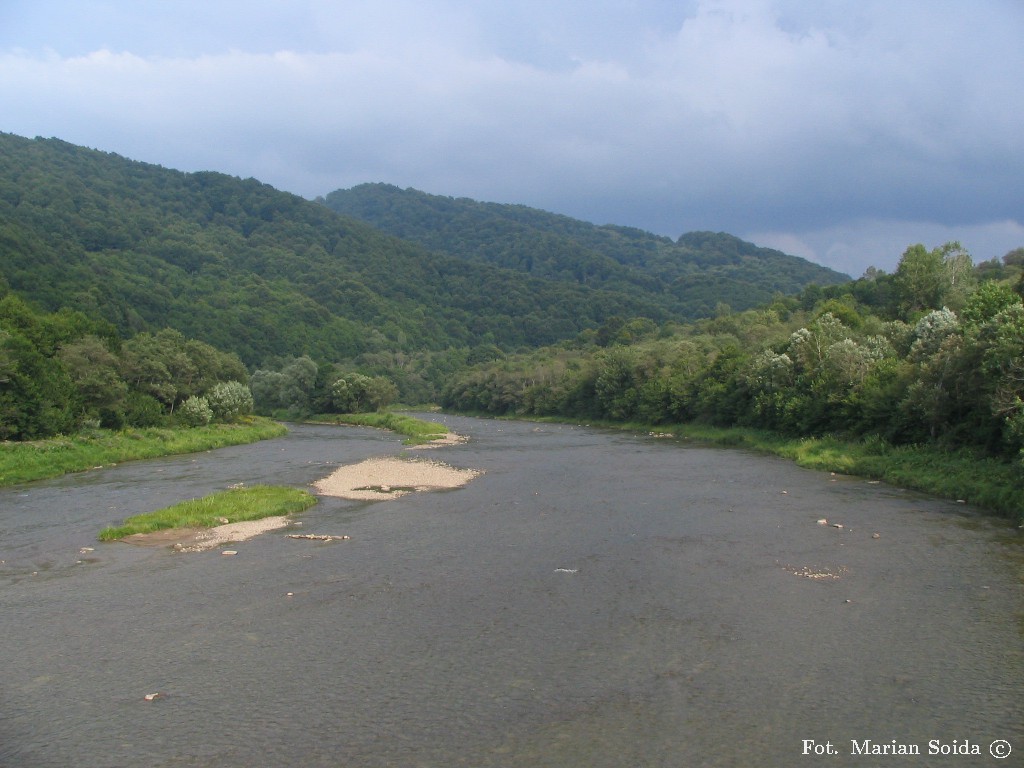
1 416 1021 767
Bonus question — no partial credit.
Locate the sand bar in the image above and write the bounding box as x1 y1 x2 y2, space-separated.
314 456 482 500
123 516 293 552
409 431 468 449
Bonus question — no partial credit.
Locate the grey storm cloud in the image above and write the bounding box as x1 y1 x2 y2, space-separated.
1 0 1022 275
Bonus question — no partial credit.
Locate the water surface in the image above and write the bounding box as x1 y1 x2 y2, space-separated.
1 417 1020 766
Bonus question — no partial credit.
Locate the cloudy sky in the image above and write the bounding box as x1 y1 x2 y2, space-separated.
2 1 1022 276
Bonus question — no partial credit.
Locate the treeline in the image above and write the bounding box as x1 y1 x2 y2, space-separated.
443 243 1024 466
248 355 398 417
0 294 251 439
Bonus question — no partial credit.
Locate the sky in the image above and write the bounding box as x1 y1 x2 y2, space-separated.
1 0 1022 277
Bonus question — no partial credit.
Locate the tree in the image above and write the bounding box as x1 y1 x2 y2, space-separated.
893 242 974 317
960 282 1021 327
58 335 128 428
330 373 398 412
279 356 318 412
0 330 76 439
119 330 184 412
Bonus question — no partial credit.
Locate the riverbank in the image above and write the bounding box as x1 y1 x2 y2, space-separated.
673 424 1024 526
488 414 1024 526
305 412 463 446
0 418 288 487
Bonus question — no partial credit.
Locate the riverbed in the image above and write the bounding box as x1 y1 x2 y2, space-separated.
1 416 1021 767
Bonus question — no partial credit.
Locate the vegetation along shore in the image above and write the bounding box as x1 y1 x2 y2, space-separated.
1 134 1022 530
0 419 287 487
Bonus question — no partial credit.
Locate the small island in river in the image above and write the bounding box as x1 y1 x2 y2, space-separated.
313 456 483 501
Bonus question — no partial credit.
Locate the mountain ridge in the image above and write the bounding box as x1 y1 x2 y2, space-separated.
1 133 847 374
321 182 849 316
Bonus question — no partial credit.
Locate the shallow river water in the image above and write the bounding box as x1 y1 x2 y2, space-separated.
0 416 1021 767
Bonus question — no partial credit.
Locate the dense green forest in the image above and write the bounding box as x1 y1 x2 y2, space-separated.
0 132 849 409
0 134 673 362
322 183 849 318
0 293 251 438
443 243 1024 476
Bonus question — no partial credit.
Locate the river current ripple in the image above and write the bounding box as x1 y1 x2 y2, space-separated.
0 416 1021 767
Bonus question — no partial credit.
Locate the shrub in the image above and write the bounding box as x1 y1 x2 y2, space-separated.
178 395 213 427
123 392 165 427
206 381 254 422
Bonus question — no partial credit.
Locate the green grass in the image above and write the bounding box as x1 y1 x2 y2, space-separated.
98 485 317 541
307 412 451 445
0 418 288 487
670 425 1024 525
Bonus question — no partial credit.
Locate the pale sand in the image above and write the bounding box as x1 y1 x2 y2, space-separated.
313 456 482 500
409 431 469 449
124 451 480 550
123 516 293 552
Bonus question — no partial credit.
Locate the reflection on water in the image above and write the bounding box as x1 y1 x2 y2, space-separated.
0 417 1021 767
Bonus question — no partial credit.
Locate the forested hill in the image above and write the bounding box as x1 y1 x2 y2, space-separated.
321 183 850 317
0 133 681 363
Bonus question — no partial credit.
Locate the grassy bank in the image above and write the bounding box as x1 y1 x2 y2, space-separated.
670 424 1024 525
308 412 450 445
98 485 317 541
0 418 288 487
502 414 1024 525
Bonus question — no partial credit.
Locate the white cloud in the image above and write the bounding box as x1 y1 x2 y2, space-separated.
749 218 1024 277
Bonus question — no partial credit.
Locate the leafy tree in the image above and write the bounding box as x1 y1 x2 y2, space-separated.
279 356 318 412
893 242 975 317
249 369 287 412
0 330 76 439
330 373 398 412
58 335 128 428
960 282 1021 326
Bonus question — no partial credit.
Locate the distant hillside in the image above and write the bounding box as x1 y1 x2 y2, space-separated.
0 133 678 365
321 183 850 318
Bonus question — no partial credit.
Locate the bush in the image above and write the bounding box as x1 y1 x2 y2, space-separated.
206 381 254 422
123 392 165 427
178 395 213 427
